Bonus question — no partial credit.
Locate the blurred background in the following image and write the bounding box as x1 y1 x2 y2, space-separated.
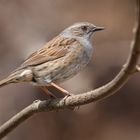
0 0 140 140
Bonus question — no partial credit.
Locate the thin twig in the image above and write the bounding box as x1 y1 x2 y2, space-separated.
0 0 140 139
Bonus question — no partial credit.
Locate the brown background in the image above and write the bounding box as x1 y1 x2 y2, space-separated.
0 0 140 140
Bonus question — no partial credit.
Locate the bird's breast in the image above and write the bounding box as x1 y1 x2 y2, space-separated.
80 38 93 59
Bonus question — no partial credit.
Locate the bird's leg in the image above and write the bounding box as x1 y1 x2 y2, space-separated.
50 82 72 97
50 83 75 110
40 86 57 99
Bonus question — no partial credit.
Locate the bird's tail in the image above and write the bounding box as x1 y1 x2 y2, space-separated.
0 77 15 88
0 69 33 88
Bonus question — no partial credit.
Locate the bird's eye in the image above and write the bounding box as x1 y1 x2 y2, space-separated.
81 26 87 31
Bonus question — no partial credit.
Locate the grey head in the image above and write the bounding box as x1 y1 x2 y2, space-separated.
61 22 104 39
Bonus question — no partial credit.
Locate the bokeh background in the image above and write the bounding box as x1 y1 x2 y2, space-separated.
0 0 140 140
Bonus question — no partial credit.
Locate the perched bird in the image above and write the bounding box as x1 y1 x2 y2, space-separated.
0 22 104 98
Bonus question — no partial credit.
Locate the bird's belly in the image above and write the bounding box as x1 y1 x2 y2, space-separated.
33 49 92 85
60 61 85 80
51 51 91 83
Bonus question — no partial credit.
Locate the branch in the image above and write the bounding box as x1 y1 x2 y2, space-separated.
0 0 140 139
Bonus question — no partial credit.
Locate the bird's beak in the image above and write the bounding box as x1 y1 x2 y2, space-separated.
93 26 105 32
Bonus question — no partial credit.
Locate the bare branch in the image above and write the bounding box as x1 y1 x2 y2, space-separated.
0 0 140 139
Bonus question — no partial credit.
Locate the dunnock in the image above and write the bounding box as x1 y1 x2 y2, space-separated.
0 22 104 98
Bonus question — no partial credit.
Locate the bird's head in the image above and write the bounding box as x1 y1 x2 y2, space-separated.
61 22 104 39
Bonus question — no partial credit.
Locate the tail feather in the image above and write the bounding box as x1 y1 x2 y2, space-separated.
0 77 15 88
0 69 33 88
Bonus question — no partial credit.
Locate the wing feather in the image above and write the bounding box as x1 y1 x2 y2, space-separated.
20 36 76 68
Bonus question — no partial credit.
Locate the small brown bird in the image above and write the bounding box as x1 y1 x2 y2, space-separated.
0 22 104 98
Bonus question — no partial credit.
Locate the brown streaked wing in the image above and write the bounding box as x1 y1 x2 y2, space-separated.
20 36 76 68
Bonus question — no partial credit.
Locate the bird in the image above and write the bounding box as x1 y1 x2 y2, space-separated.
0 22 104 98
